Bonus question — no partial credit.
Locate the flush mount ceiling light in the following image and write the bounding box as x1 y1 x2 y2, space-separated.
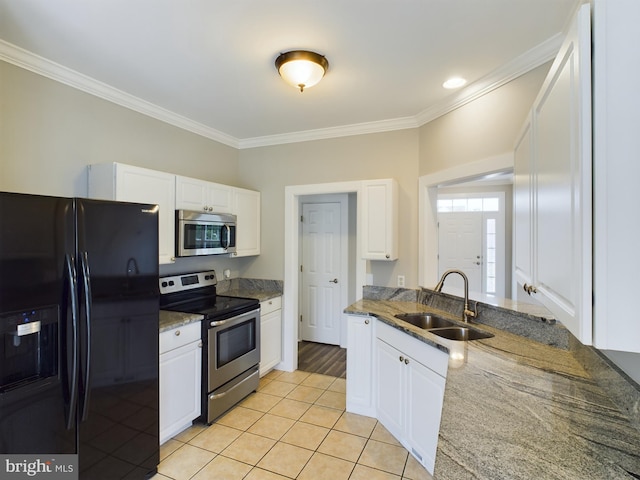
443 77 467 89
275 50 329 92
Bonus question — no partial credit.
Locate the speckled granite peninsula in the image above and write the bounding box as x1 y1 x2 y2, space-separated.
345 288 640 479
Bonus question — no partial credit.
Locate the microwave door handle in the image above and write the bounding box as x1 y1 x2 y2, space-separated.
222 224 230 250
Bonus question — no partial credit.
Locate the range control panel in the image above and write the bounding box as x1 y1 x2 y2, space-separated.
159 270 217 295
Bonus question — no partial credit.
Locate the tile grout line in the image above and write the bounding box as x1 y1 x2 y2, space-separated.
162 372 418 480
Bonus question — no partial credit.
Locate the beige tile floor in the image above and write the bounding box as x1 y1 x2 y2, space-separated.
153 370 434 480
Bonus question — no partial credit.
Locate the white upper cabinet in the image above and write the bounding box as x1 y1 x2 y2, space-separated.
176 176 261 257
231 187 261 257
592 0 640 353
175 175 233 214
88 163 176 264
361 179 398 261
513 4 592 345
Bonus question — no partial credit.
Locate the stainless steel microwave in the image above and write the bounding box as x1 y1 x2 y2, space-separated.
176 210 236 256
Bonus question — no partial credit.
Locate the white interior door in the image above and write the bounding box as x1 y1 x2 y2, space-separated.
301 201 342 345
438 212 483 293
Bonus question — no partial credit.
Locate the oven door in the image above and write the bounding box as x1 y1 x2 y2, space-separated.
208 308 260 391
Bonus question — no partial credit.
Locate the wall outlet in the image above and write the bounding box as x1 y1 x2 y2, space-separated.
397 275 405 287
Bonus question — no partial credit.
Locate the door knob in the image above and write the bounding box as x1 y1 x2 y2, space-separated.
329 278 338 284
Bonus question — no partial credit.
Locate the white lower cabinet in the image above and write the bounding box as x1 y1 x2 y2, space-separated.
346 315 376 417
159 322 202 444
375 321 448 475
260 296 282 376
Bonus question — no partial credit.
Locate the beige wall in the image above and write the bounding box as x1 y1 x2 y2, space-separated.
418 62 551 176
1 59 550 288
0 61 239 198
238 130 419 286
3 59 639 382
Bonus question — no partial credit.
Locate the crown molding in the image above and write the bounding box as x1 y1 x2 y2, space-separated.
1 35 562 150
414 33 563 126
238 116 419 149
240 34 562 148
0 40 240 149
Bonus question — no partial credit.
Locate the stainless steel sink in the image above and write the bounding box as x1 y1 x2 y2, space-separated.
428 327 494 341
394 313 455 330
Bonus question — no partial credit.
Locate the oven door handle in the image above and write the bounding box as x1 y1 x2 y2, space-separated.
209 372 256 400
210 318 234 327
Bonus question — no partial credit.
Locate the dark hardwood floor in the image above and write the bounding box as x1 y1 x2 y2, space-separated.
297 341 346 378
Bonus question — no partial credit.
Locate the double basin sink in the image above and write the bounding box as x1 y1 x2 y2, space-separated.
394 313 494 341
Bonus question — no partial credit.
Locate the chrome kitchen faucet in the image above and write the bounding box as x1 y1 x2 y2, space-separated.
434 269 478 323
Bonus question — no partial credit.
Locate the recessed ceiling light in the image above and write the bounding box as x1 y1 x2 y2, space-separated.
443 77 467 89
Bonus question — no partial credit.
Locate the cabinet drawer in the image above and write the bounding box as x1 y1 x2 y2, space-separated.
160 322 201 354
260 296 282 316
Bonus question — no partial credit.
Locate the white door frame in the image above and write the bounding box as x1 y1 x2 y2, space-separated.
419 153 513 288
281 181 366 372
299 194 349 345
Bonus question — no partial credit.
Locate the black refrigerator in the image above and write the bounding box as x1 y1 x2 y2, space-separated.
0 192 160 479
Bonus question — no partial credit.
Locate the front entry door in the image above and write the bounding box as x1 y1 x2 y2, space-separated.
438 212 483 293
300 201 342 345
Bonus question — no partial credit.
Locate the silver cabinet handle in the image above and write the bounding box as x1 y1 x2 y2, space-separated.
329 278 338 284
175 330 181 336
364 319 370 325
399 356 404 362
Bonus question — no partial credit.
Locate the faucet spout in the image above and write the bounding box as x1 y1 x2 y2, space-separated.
433 269 477 323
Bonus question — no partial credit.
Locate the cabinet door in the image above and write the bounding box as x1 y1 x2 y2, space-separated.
592 0 640 353
405 358 446 474
375 339 405 439
260 308 282 375
175 176 210 212
513 116 534 290
159 339 202 444
232 188 261 257
175 176 234 214
362 179 398 261
88 163 176 264
346 316 375 416
532 4 591 344
115 165 176 265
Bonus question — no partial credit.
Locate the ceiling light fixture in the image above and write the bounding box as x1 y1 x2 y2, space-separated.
275 50 329 92
443 77 467 89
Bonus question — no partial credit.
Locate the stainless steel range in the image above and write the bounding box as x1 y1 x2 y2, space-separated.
159 270 260 423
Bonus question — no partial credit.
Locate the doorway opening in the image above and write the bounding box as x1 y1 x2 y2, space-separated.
418 153 513 299
299 194 349 346
283 182 365 373
437 192 506 297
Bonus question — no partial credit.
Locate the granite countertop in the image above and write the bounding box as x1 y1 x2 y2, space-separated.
345 299 640 480
222 288 282 303
159 310 204 333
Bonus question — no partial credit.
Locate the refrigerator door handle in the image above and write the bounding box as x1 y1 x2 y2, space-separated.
79 251 93 422
64 254 79 430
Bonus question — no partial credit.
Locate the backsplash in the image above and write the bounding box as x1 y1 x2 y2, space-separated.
217 278 283 295
363 285 570 349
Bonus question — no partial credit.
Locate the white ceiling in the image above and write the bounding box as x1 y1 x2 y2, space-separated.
0 0 579 148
